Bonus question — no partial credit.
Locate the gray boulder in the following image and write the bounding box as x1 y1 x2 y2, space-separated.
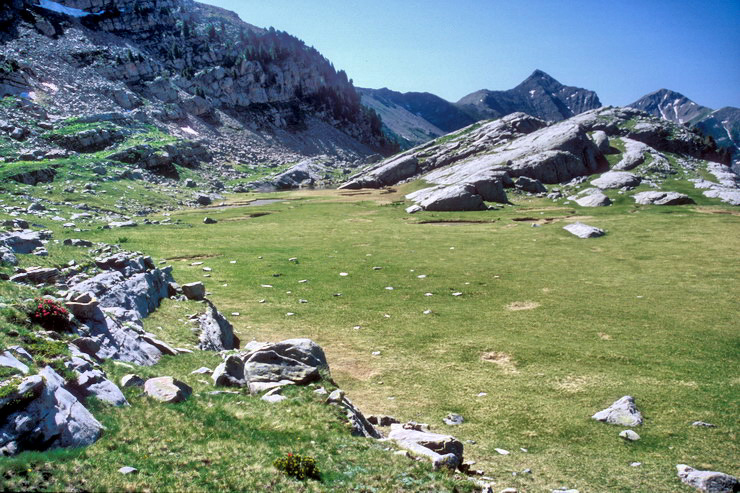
197 302 239 351
516 176 547 193
590 130 610 153
406 184 486 212
144 377 192 403
196 194 212 206
676 465 738 493
573 189 612 207
0 367 104 456
0 230 44 254
563 222 605 239
182 282 206 301
633 191 695 205
244 350 320 385
592 171 641 189
592 396 643 426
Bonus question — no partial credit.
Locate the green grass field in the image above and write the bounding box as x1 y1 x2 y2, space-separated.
1 182 738 492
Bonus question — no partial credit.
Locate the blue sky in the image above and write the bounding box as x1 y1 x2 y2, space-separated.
202 0 740 109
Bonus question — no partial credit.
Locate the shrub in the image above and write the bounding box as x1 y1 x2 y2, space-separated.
273 453 320 481
29 298 69 332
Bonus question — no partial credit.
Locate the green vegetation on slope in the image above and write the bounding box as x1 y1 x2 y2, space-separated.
0 178 737 491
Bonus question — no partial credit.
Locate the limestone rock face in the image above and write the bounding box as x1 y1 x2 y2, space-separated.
592 396 643 426
144 376 192 403
68 252 176 366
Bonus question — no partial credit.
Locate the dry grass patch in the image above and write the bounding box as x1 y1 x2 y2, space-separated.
505 301 541 311
598 332 611 340
480 351 518 373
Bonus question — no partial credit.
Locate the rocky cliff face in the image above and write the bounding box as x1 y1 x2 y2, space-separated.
456 70 602 122
0 0 395 167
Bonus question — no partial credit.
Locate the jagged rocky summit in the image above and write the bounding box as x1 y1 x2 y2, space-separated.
361 70 602 150
629 88 739 167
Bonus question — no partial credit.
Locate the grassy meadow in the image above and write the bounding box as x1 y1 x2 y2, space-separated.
0 179 738 491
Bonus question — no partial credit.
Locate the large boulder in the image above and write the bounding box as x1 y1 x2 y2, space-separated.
633 191 695 205
0 367 103 456
406 184 486 212
515 176 547 193
592 171 641 189
572 188 612 207
592 396 643 426
144 377 192 403
676 465 738 493
197 302 239 351
182 282 206 301
212 338 329 388
0 230 45 254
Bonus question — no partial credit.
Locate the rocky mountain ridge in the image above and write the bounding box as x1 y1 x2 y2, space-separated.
361 70 602 150
341 106 739 211
629 88 739 167
0 0 396 173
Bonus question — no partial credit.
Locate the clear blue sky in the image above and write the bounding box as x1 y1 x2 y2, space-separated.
202 0 740 109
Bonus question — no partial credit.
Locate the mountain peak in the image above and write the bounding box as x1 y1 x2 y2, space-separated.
527 69 558 82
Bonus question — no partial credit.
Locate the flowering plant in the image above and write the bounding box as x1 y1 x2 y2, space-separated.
273 453 320 480
30 298 70 332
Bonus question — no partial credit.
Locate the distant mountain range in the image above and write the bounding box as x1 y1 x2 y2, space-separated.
628 89 739 165
361 73 739 166
362 70 601 149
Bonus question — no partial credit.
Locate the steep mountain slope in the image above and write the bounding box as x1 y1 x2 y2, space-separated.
456 69 602 122
0 0 396 173
358 87 476 148
629 89 739 166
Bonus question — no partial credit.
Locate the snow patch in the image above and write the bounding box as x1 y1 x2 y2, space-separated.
529 89 536 97
38 0 102 17
180 126 199 136
41 82 59 92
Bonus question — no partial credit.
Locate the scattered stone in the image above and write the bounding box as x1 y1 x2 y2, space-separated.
443 413 464 426
563 222 605 239
327 389 345 404
676 464 738 493
495 448 510 455
516 176 547 194
592 396 643 426
196 194 212 206
191 367 212 375
367 415 399 426
203 217 217 224
692 421 716 427
118 466 138 475
619 429 640 441
143 377 192 403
